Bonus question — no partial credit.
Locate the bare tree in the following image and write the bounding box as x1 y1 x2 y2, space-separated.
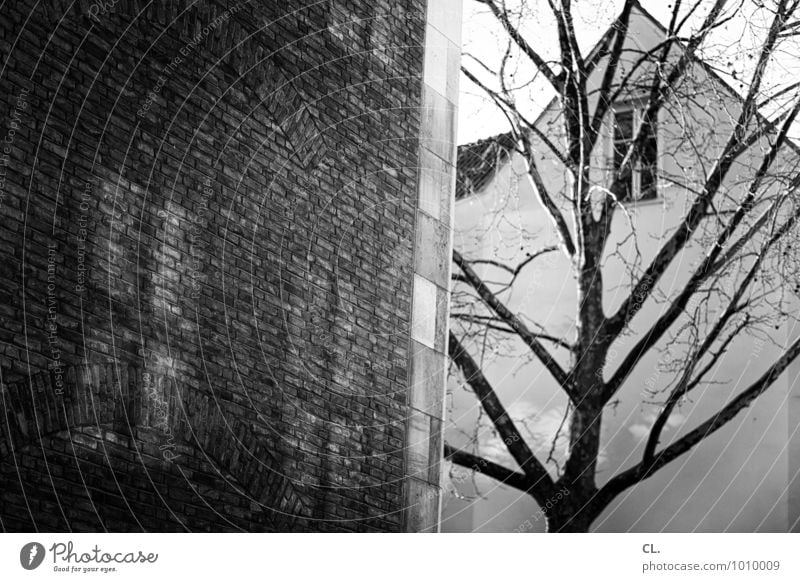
447 0 800 532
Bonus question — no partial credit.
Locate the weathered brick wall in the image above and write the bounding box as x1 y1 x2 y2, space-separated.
1 427 284 532
0 0 443 532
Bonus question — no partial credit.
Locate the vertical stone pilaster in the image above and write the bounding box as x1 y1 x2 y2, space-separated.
403 0 462 533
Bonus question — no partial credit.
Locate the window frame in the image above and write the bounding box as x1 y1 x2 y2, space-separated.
607 102 660 204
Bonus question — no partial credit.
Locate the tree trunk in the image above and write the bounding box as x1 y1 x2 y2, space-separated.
545 501 594 532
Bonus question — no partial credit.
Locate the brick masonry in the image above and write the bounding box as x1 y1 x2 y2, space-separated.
0 0 460 532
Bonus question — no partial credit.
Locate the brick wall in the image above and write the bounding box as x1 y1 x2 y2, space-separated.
0 0 458 532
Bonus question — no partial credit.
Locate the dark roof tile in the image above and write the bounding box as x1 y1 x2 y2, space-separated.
455 132 518 200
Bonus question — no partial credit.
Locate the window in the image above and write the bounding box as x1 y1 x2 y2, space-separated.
612 106 658 201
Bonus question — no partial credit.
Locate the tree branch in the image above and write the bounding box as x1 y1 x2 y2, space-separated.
603 0 732 220
518 132 578 257
596 331 800 511
604 96 800 401
453 250 572 394
467 245 559 284
608 0 799 336
475 0 564 90
451 313 572 350
462 65 573 168
589 0 635 144
643 312 749 467
448 332 557 501
444 443 532 494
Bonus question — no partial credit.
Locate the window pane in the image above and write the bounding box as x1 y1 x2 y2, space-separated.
614 109 635 201
639 113 658 200
615 109 634 141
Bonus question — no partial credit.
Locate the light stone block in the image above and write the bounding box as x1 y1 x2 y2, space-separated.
404 477 440 532
406 408 432 479
427 0 463 47
411 274 437 349
446 39 461 104
420 85 456 164
423 24 449 98
434 284 450 354
409 339 445 418
418 147 454 223
414 210 451 289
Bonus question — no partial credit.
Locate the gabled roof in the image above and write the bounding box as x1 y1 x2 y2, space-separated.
456 0 800 201
455 4 655 201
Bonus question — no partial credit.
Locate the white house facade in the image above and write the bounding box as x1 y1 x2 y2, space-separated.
444 3 800 532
